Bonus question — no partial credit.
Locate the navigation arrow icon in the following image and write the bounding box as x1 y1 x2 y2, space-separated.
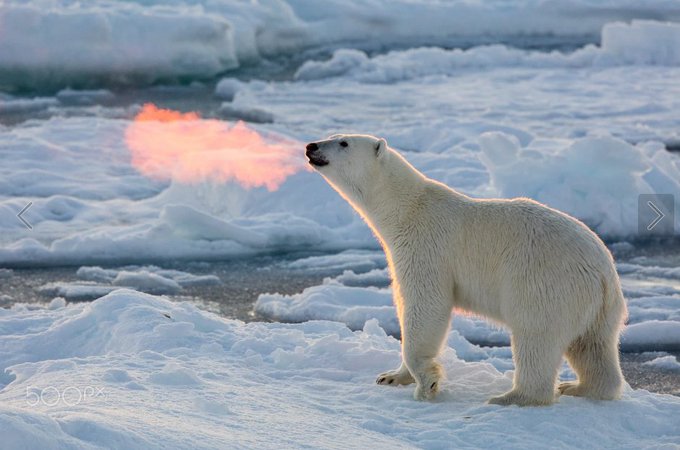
646 201 665 231
17 202 33 230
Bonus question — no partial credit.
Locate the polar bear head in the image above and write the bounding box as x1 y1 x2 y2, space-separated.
305 134 387 201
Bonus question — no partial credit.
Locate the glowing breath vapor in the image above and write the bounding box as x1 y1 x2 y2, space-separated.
125 104 308 191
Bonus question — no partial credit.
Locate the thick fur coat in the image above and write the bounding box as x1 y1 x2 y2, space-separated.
305 134 626 406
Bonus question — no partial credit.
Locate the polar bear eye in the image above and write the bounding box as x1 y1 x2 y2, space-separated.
339 141 348 148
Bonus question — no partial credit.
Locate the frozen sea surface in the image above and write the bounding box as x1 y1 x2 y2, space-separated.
1 3 680 448
1 21 680 267
3 1 680 91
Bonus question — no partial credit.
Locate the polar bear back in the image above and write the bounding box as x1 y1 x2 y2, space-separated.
416 183 617 333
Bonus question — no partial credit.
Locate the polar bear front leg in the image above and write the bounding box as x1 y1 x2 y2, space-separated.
399 287 453 401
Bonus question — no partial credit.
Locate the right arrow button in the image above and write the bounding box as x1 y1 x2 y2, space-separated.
646 201 665 231
638 194 675 237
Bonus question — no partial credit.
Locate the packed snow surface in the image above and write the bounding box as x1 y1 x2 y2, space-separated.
1 291 680 449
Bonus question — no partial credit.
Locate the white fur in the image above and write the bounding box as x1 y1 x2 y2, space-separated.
307 134 627 406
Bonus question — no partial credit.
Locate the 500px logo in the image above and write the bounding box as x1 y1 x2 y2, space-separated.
26 386 107 407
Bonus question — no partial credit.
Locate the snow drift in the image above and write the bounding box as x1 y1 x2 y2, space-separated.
479 133 680 237
1 291 679 448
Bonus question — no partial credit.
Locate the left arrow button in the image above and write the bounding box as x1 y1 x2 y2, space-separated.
17 202 33 230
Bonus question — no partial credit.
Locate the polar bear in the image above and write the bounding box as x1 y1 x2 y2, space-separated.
305 134 626 406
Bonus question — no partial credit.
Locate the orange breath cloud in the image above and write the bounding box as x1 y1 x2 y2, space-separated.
125 104 308 191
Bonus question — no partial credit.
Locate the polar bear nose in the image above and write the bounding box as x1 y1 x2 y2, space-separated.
306 142 319 152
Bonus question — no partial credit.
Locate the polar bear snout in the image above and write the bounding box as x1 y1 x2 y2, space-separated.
305 142 328 167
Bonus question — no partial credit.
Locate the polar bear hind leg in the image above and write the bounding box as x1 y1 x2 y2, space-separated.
489 332 563 406
559 323 623 400
559 280 624 400
559 337 622 400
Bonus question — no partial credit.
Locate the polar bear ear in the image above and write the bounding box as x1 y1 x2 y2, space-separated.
374 138 386 156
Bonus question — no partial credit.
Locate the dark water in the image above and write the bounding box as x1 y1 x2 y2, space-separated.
0 254 330 321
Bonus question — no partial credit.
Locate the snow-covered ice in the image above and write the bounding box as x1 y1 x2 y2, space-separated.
77 265 221 287
2 19 680 264
1 94 679 263
480 134 679 236
643 355 680 371
295 21 680 82
3 1 680 90
35 265 221 301
1 2 680 447
281 249 387 273
1 291 679 449
257 254 680 351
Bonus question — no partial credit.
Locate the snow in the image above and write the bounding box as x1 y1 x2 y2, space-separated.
643 355 680 371
2 15 680 265
2 9 680 446
3 2 680 90
55 89 115 107
0 97 58 115
34 265 222 301
111 271 182 295
38 283 118 302
0 3 237 90
217 104 274 123
295 21 680 82
282 249 386 272
257 283 401 333
48 297 67 310
1 115 676 263
1 2 680 446
257 253 680 351
618 263 680 280
601 20 680 65
621 321 680 352
34 265 221 301
214 78 245 101
1 290 679 449
78 265 220 287
479 133 679 236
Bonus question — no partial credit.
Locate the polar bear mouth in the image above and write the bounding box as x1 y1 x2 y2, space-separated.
306 150 329 167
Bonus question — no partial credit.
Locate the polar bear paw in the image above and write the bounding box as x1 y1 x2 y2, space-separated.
412 362 443 401
557 381 583 396
376 368 415 386
488 389 556 407
558 380 621 400
414 380 440 401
